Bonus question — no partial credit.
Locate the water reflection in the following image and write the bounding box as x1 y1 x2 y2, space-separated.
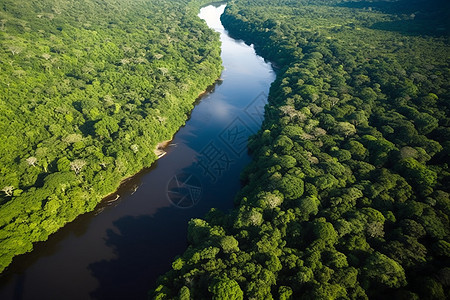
89 209 192 299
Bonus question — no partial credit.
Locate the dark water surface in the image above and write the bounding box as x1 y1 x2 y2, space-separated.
0 4 275 299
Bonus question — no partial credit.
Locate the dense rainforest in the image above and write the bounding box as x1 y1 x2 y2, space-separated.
0 0 222 273
152 0 450 299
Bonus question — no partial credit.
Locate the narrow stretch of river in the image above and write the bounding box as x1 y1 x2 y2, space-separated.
0 4 275 299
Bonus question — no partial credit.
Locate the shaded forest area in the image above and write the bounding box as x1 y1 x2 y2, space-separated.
152 0 449 299
0 0 222 273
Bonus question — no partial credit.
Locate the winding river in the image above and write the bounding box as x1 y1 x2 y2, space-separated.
0 3 275 299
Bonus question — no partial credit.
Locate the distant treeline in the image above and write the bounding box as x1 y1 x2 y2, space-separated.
152 0 449 299
0 0 222 273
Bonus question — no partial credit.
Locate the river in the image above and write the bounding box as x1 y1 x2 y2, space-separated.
0 3 275 299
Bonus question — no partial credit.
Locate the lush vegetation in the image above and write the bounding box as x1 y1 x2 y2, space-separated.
152 0 449 299
0 0 222 273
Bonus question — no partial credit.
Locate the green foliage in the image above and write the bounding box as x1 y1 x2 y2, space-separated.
362 252 407 289
277 173 304 200
278 286 293 300
219 236 239 254
397 157 437 193
179 286 191 300
209 277 244 300
312 218 338 246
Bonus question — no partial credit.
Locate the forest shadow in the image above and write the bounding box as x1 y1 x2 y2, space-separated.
337 0 449 37
370 19 448 37
0 210 95 300
336 0 448 14
88 207 197 300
